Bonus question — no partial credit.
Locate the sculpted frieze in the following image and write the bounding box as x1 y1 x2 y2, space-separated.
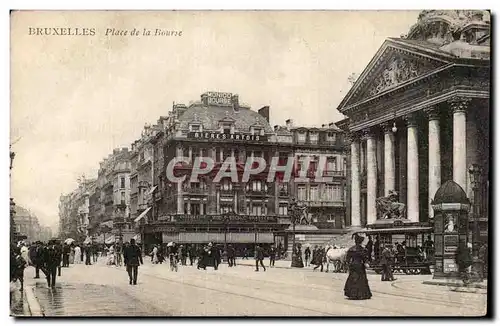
368 56 442 97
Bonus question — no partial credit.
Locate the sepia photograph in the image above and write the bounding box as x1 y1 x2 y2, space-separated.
9 9 490 317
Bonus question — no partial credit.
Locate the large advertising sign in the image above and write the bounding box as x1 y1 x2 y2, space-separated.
188 132 267 142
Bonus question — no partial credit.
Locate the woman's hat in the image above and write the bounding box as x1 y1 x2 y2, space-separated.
352 233 365 244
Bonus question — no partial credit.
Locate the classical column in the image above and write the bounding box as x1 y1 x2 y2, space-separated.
406 114 419 222
363 129 377 225
382 122 396 196
450 97 470 192
425 106 441 218
350 133 361 227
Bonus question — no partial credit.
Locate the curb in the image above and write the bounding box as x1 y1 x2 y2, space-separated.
422 280 487 290
24 285 44 317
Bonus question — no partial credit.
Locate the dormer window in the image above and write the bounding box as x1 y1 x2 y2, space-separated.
297 131 306 143
190 124 202 132
222 123 232 134
251 127 262 136
327 132 337 142
309 132 319 144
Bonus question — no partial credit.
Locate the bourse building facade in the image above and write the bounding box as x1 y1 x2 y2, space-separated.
336 10 490 247
135 91 348 251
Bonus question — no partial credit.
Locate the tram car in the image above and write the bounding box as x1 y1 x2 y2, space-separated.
353 219 434 275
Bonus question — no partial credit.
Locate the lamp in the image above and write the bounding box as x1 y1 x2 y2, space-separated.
392 121 398 133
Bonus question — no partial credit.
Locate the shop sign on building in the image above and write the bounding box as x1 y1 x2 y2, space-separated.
188 132 267 142
206 92 233 106
173 214 277 223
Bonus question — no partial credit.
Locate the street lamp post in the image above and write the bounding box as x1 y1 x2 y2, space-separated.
288 198 302 268
468 164 482 281
222 209 232 262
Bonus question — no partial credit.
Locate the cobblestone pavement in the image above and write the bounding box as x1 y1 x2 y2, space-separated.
20 258 487 317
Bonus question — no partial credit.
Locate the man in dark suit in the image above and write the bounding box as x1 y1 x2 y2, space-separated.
269 245 277 267
123 239 143 285
380 245 395 281
255 245 266 272
42 240 62 288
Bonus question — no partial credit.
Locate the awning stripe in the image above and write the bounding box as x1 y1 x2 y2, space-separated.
134 207 152 223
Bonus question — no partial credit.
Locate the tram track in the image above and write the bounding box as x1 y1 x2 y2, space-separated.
99 264 484 316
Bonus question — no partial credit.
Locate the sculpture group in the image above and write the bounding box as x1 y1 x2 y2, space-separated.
375 190 407 220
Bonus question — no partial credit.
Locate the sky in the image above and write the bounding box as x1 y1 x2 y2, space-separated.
10 10 419 229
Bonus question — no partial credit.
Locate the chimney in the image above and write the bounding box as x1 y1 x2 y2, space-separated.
232 94 240 112
113 148 119 155
258 106 270 122
274 125 279 131
201 93 209 106
328 122 335 128
285 119 293 129
321 124 326 128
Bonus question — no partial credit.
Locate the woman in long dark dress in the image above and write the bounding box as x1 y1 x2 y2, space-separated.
344 234 372 300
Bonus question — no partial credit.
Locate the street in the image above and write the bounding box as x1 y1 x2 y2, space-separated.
17 258 487 317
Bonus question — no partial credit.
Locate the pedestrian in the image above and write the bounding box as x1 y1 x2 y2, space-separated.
151 245 159 264
80 244 84 263
269 245 276 267
478 242 488 281
423 235 434 261
373 236 380 262
180 245 188 266
366 235 373 262
243 247 249 260
42 240 62 288
11 247 27 291
62 243 70 267
380 244 395 281
304 246 311 266
74 245 81 264
344 234 372 300
123 239 143 285
255 245 266 272
312 246 324 272
227 245 236 267
85 244 92 265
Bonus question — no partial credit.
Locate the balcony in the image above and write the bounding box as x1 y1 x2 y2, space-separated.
182 187 208 196
323 170 345 177
246 189 270 197
298 200 345 208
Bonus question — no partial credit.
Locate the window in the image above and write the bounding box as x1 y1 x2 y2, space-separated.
192 147 199 161
333 185 343 201
297 132 306 143
252 127 261 135
327 132 337 142
221 179 232 191
327 158 335 171
120 177 125 189
191 124 200 132
278 204 288 216
222 124 231 134
325 185 334 201
121 192 125 205
252 204 264 216
191 204 200 215
253 151 263 158
222 149 232 161
309 186 319 201
278 183 288 196
297 185 306 201
200 148 208 159
343 158 347 173
309 132 318 144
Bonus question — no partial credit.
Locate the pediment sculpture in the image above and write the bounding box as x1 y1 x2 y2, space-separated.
368 56 439 96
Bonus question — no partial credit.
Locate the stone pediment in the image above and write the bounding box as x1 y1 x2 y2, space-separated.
339 41 452 110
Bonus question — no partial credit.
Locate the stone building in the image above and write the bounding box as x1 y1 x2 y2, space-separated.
14 205 41 242
135 92 348 251
337 11 490 249
87 148 132 243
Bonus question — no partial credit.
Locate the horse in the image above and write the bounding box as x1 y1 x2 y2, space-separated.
325 245 349 273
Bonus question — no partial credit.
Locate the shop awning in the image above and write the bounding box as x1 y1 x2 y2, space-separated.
148 186 158 195
134 207 151 223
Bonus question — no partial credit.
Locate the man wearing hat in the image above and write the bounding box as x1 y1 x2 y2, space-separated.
42 240 62 288
123 238 143 285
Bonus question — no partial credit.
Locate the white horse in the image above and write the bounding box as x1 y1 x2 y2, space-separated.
325 245 349 273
